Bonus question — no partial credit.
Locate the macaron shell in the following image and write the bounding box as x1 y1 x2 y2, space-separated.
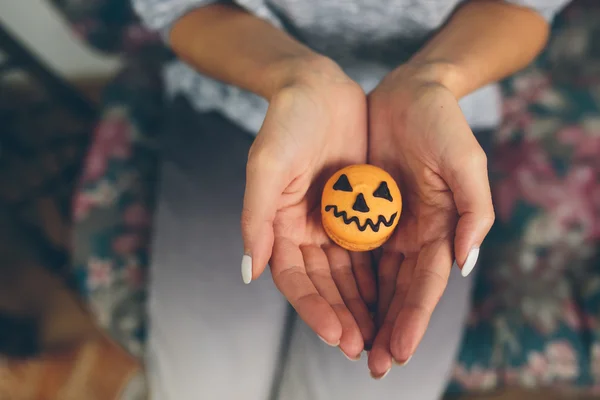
322 216 393 252
321 164 402 251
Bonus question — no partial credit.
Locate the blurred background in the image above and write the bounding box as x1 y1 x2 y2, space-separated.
0 0 598 399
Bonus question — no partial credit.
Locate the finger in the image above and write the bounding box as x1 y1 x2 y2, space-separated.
367 317 394 378
372 247 384 265
375 250 403 328
271 238 341 346
368 255 416 378
241 131 289 284
390 238 452 363
303 245 364 359
325 246 376 351
349 251 377 309
441 136 494 277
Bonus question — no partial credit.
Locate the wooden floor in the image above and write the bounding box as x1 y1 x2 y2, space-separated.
0 198 141 399
0 331 139 399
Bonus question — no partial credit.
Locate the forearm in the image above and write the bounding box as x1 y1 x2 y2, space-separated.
409 0 550 98
170 4 336 99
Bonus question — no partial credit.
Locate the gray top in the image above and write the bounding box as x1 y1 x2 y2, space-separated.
133 0 570 133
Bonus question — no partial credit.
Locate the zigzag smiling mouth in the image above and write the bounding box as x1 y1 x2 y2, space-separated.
325 205 397 232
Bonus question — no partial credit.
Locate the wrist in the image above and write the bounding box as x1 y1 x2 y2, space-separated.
394 60 468 98
260 54 349 100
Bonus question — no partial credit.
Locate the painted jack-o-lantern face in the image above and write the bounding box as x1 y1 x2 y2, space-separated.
321 164 402 251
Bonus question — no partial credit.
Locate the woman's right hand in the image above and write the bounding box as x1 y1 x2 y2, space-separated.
241 57 377 359
366 63 495 377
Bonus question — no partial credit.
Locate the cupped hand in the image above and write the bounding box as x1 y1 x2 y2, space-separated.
366 63 495 378
241 57 376 359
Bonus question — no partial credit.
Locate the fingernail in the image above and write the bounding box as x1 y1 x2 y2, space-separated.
370 368 391 380
241 254 252 284
393 355 412 366
317 335 340 347
461 247 480 277
341 349 361 361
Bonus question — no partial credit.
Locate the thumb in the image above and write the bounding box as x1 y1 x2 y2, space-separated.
240 143 288 284
441 139 495 278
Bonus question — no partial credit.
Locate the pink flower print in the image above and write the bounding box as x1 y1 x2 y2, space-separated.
592 185 600 211
494 179 521 222
562 300 583 331
87 258 114 290
492 140 556 221
519 290 568 335
511 70 550 103
79 109 135 185
558 125 588 146
94 115 134 159
452 364 498 391
517 113 535 134
515 168 560 211
592 343 600 380
494 140 555 181
502 96 527 118
112 233 143 255
81 143 110 183
495 120 518 143
123 204 152 229
546 166 599 240
515 342 579 387
545 340 579 381
124 258 146 289
74 181 119 217
526 352 549 381
500 161 600 241
558 123 600 163
73 192 96 221
496 110 535 143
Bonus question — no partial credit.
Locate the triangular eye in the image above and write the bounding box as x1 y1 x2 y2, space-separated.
333 174 352 192
373 181 393 202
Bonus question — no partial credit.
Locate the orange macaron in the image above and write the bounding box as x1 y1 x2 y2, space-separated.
321 164 402 252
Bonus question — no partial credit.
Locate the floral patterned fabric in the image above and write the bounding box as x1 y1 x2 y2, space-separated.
51 0 600 395
447 2 600 395
53 0 165 362
72 71 163 361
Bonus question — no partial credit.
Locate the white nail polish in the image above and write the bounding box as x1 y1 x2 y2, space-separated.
393 355 412 366
241 254 252 284
461 247 480 277
341 349 360 361
370 368 391 380
317 335 340 347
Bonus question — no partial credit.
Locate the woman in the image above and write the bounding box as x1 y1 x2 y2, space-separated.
131 0 570 398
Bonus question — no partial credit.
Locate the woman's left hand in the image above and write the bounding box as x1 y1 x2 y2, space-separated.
366 63 495 378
